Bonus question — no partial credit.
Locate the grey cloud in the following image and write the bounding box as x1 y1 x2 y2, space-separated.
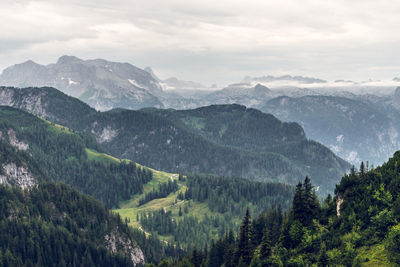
0 0 399 85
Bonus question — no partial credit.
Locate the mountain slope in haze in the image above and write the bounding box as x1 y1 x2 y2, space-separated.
200 83 273 108
242 74 328 84
392 87 400 109
0 56 164 111
261 95 400 166
0 87 350 194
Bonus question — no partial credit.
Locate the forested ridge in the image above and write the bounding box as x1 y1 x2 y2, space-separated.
141 104 350 193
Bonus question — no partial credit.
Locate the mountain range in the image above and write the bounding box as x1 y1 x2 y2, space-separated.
2 55 400 167
261 95 400 166
0 86 349 194
0 56 164 111
3 99 400 265
2 56 400 265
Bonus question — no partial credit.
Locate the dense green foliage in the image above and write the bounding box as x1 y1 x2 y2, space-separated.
0 182 184 266
1 87 350 193
139 209 229 250
164 154 400 266
0 183 136 266
0 106 153 208
184 175 293 216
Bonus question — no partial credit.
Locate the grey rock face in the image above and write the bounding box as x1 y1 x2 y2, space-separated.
0 87 52 119
105 229 145 266
8 129 29 151
0 163 37 190
393 87 400 109
0 56 164 111
0 129 36 189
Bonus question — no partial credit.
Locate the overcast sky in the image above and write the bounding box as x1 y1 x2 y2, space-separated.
0 0 399 86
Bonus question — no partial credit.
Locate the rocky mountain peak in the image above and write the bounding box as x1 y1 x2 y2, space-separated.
393 87 400 109
144 67 161 82
3 59 43 73
0 56 165 111
254 83 272 92
56 55 83 65
395 86 400 97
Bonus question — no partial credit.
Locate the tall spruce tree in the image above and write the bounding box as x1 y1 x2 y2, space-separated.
237 208 253 265
291 181 305 223
259 229 272 260
291 177 319 226
317 242 329 267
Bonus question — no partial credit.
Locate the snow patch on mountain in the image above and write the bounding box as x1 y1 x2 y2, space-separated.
128 79 142 88
68 78 78 85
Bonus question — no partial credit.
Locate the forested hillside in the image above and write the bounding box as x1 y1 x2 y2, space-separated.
0 104 295 258
143 104 350 192
0 122 181 266
167 151 400 266
0 86 350 193
0 183 145 266
0 106 153 208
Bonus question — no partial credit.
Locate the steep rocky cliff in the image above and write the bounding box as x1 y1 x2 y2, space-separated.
0 129 37 189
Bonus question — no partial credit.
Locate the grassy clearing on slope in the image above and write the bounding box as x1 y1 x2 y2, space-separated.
115 169 183 228
85 148 121 163
181 116 206 130
114 168 231 241
83 146 238 245
41 118 74 134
